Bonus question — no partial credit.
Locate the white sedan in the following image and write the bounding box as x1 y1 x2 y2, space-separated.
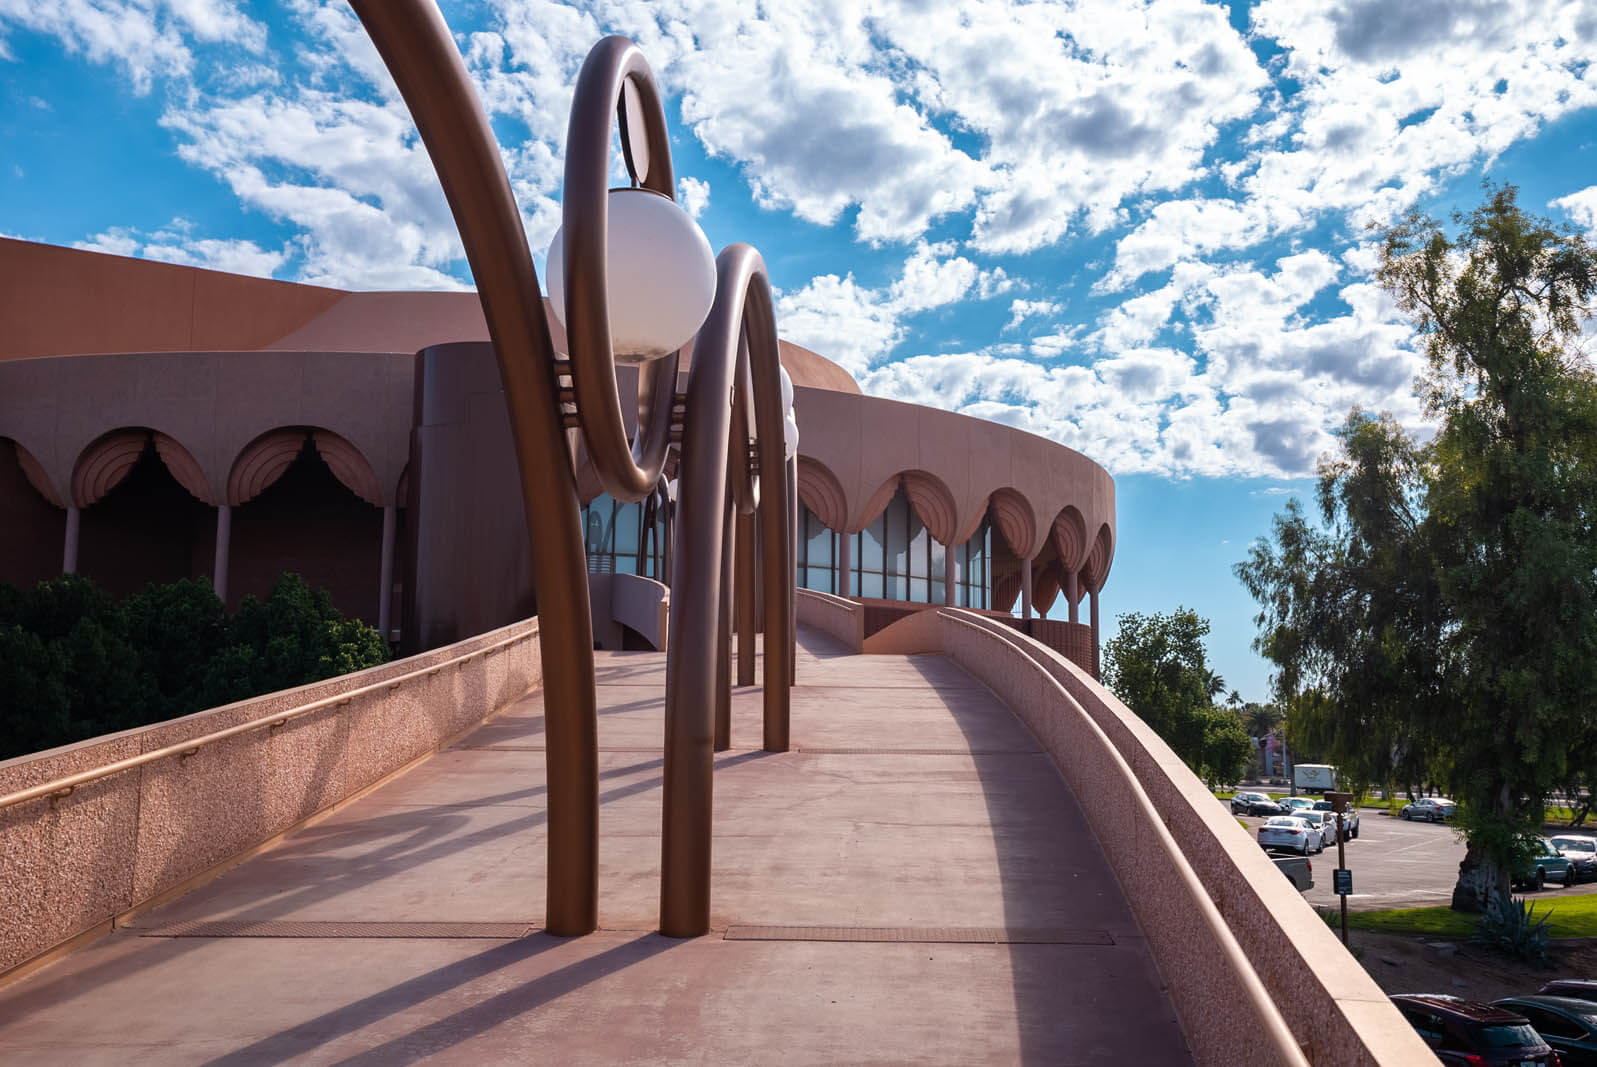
1294 810 1338 850
1259 816 1320 855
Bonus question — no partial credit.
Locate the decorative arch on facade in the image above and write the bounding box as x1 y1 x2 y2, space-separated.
795 456 847 532
152 433 216 506
993 570 1022 614
10 439 62 508
901 469 956 546
229 429 308 507
1082 523 1115 593
856 475 901 533
72 429 151 508
1032 563 1061 615
1051 505 1088 574
229 427 382 509
312 431 382 507
987 488 1034 558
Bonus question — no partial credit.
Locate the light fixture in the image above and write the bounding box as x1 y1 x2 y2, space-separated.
546 188 717 362
783 411 799 460
779 364 794 412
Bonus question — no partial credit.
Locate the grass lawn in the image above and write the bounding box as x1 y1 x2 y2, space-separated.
1346 894 1597 939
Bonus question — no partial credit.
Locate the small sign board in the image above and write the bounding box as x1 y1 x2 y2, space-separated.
1326 791 1354 813
1334 868 1353 896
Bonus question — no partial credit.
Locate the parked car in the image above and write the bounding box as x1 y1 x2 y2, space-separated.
1391 994 1558 1065
1552 835 1597 884
1513 838 1574 891
1402 797 1459 822
1313 799 1361 841
1493 995 1597 1065
1280 796 1317 815
1540 979 1597 1003
1273 855 1312 891
1259 816 1318 855
1230 791 1283 816
1294 810 1338 850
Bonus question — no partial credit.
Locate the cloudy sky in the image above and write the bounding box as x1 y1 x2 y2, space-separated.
5 0 1597 701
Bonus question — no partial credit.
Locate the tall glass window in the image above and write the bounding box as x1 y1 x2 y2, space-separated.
582 493 664 578
799 487 991 608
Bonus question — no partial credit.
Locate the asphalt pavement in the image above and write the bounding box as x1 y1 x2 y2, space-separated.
1236 808 1597 911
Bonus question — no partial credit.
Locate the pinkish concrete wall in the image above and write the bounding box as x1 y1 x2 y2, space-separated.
866 608 1431 1066
0 617 542 979
795 588 863 652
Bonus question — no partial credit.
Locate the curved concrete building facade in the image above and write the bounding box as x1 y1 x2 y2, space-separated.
0 236 1114 672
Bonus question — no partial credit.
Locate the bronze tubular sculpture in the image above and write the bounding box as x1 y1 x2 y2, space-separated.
347 1 793 938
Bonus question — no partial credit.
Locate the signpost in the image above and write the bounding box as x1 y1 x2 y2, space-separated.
1327 790 1355 945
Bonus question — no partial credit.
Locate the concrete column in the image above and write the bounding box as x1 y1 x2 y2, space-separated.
736 508 756 686
62 505 80 574
1067 569 1079 625
213 504 232 606
837 527 851 598
1020 555 1032 621
943 540 956 606
1090 588 1101 679
378 504 396 640
787 455 797 684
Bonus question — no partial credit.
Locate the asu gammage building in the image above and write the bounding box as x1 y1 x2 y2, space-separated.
0 236 1115 674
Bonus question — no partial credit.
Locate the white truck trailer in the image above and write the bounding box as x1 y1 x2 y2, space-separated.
1293 763 1337 794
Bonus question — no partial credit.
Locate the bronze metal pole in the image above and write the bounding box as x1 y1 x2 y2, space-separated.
714 481 734 752
735 508 757 685
787 454 799 689
346 0 598 934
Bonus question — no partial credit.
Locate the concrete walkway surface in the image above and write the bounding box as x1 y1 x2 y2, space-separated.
0 628 1190 1064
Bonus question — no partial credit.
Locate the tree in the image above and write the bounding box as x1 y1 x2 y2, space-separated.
1102 608 1250 787
1237 186 1597 911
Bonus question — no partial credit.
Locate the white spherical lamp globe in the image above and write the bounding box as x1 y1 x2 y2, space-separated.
783 412 799 460
546 188 717 363
778 364 794 412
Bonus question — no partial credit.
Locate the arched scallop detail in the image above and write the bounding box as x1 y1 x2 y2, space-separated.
229 429 308 507
72 429 149 508
1051 506 1088 573
11 440 62 508
856 475 900 533
1081 523 1115 593
988 488 1034 557
312 430 382 507
795 456 847 531
902 469 956 546
153 432 216 506
1033 563 1061 615
993 570 1022 614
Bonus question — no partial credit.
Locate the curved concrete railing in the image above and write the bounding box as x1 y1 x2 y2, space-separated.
794 588 862 652
0 617 542 981
866 608 1430 1066
590 572 670 651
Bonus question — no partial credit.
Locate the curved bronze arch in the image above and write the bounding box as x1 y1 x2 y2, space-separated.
560 37 680 503
660 242 793 937
350 0 601 936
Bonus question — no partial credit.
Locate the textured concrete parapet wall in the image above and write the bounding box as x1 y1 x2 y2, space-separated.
589 572 670 651
795 588 863 652
866 609 1431 1066
0 617 542 979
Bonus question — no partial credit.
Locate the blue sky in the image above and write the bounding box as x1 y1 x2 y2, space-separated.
6 0 1597 703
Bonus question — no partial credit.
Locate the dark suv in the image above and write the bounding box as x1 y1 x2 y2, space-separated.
1391 994 1558 1065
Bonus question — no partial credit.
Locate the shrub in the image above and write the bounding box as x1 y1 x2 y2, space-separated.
1472 892 1553 966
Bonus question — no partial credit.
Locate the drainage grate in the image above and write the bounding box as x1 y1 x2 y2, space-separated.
794 747 1041 756
135 920 536 939
723 925 1111 945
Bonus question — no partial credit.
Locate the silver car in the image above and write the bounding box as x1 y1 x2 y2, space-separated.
1550 835 1597 884
1294 810 1337 850
1259 816 1319 855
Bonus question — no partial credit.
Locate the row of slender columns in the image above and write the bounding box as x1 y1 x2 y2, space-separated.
61 499 398 639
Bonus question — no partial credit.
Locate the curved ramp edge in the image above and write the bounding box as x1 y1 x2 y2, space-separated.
865 607 1429 1067
795 588 863 652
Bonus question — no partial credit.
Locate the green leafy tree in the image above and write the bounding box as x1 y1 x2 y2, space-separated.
1102 608 1250 787
120 578 230 721
1237 186 1597 911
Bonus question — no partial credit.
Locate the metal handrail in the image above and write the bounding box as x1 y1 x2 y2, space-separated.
0 626 536 815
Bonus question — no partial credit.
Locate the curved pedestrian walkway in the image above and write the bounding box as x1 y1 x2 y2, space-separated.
0 628 1190 1063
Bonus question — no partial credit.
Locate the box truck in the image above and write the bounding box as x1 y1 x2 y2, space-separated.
1293 763 1336 794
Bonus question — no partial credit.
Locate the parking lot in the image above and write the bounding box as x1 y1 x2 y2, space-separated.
1235 807 1597 911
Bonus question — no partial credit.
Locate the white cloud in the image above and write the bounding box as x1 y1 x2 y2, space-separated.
1005 298 1062 331
677 175 710 218
75 224 286 277
1552 186 1597 233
